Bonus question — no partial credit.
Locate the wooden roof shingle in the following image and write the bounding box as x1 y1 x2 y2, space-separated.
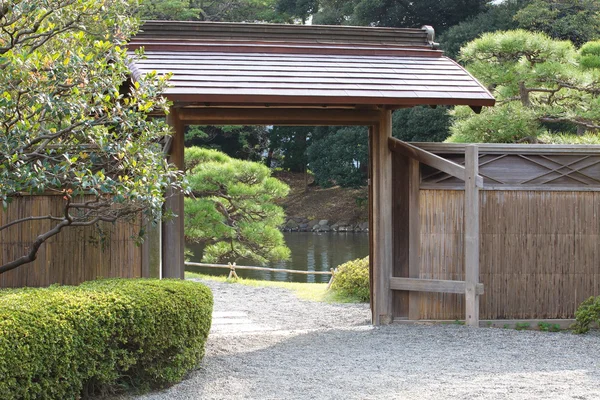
128 21 494 108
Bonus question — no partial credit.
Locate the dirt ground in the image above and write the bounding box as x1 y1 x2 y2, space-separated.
274 171 368 224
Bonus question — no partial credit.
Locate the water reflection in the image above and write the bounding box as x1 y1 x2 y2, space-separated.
186 232 369 283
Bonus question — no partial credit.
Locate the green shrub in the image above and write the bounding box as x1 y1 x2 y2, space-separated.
0 279 213 399
330 256 370 302
572 296 600 334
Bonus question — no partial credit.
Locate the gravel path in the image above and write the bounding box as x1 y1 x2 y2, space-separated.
134 279 600 400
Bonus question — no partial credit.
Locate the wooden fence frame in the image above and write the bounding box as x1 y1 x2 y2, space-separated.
387 138 484 326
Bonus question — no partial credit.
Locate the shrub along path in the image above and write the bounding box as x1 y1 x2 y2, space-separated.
133 279 600 400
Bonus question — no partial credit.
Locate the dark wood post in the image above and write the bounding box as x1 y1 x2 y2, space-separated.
371 109 394 325
162 109 185 279
464 144 480 326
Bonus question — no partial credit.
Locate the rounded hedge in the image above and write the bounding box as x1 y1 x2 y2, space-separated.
330 256 370 302
0 279 213 399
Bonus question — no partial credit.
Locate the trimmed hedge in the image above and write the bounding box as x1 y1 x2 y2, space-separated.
330 256 370 302
0 279 213 399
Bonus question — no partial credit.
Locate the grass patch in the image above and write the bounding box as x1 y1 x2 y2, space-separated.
185 272 365 303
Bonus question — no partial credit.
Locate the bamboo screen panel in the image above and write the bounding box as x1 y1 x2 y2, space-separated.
418 190 600 320
0 195 143 288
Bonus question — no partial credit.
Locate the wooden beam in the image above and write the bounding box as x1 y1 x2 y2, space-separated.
371 110 394 325
390 277 484 295
464 144 480 327
408 158 421 320
178 107 381 126
388 137 483 187
162 108 185 280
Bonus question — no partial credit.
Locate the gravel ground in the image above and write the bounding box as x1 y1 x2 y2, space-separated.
134 279 600 400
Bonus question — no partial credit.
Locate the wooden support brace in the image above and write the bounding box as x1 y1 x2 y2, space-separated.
390 277 484 295
464 145 480 327
388 137 484 187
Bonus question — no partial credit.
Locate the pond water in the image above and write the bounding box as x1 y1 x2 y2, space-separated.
186 232 370 283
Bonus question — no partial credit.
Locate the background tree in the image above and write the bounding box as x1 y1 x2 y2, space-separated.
139 0 284 22
184 147 290 264
267 126 313 171
350 0 488 34
0 0 180 273
514 0 600 46
275 0 319 24
448 31 600 144
306 127 368 187
392 106 453 142
439 0 527 59
185 125 269 161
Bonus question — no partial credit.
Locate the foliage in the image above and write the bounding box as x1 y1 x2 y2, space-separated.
350 0 488 34
185 125 269 161
0 279 213 399
311 0 358 25
330 256 369 302
538 321 561 332
139 0 284 22
275 0 318 23
515 322 531 331
439 0 527 59
580 41 600 70
572 295 600 334
448 30 600 143
514 0 600 47
268 126 314 171
0 0 180 273
392 106 453 142
306 126 368 187
184 147 290 265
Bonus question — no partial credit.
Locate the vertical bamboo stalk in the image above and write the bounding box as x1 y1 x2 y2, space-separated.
465 145 480 327
408 158 421 320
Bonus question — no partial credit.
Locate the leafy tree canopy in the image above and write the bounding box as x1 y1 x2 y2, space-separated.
350 0 488 34
448 30 600 144
139 0 285 22
275 0 319 24
306 127 368 188
392 106 452 143
268 126 314 172
439 0 527 59
184 147 290 264
0 0 180 273
185 125 269 161
514 0 600 46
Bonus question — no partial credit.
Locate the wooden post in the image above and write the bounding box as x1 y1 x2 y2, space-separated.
408 158 421 320
368 127 375 319
162 109 185 279
464 145 480 327
370 109 394 325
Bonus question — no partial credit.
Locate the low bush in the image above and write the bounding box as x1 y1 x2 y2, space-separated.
330 256 370 302
572 295 600 334
0 279 213 399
